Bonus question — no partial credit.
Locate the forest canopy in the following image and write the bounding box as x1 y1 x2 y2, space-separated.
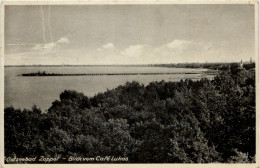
4 66 256 163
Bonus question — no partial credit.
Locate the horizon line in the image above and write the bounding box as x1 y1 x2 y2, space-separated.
4 61 255 67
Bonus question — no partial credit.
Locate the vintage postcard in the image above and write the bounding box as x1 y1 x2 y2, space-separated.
1 1 259 168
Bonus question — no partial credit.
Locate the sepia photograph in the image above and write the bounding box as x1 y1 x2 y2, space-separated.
1 1 259 166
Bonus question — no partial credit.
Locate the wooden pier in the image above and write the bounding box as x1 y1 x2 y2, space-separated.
20 72 203 76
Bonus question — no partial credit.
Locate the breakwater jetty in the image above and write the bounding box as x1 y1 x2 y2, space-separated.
19 72 209 76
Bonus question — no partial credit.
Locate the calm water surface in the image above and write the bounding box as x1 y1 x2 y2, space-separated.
5 66 213 111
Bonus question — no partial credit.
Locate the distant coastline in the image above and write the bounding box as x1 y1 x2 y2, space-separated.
5 62 254 70
5 64 153 67
19 71 215 77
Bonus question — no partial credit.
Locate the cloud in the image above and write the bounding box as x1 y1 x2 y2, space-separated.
32 43 56 51
118 40 211 64
98 43 114 51
166 40 191 49
93 40 206 64
43 43 57 49
121 44 150 58
32 36 70 52
57 37 70 44
6 38 229 65
5 36 71 64
102 43 114 49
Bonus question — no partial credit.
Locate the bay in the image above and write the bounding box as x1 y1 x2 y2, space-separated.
4 66 213 111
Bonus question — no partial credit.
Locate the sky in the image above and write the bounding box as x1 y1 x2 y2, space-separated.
4 4 256 65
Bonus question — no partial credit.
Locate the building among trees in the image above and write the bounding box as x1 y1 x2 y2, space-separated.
239 59 244 69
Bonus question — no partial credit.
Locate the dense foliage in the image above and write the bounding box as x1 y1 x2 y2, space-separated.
5 67 256 163
152 62 255 70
